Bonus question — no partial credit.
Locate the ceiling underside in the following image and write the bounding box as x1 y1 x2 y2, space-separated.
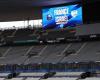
0 0 80 9
0 0 99 10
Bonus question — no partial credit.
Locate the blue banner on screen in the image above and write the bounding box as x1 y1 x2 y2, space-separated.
42 4 83 29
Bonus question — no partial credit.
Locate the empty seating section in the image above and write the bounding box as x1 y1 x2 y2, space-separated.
0 28 75 43
13 36 37 42
0 56 27 64
66 42 84 53
2 28 37 43
61 41 100 62
0 29 15 43
1 29 15 37
0 47 9 57
76 41 100 62
25 56 45 64
42 55 63 63
25 44 66 64
37 44 68 63
5 46 30 57
13 28 36 41
25 45 46 64
40 29 75 40
15 28 33 37
28 45 46 56
42 43 84 63
19 72 45 77
0 41 100 64
40 44 68 56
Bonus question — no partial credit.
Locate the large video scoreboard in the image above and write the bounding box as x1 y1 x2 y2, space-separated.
42 4 83 30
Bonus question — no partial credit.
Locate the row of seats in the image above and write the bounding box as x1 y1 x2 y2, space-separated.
0 28 34 38
18 72 83 77
15 28 34 37
0 72 83 77
0 41 100 64
0 43 80 64
40 29 75 40
0 28 38 44
61 41 100 62
0 28 76 45
0 29 15 37
0 77 100 80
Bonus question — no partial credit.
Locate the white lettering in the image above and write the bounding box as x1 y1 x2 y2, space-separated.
54 8 69 15
55 16 68 24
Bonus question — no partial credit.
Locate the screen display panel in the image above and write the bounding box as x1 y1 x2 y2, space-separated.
42 4 83 30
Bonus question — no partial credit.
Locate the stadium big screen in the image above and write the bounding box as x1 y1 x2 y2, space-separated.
42 4 83 30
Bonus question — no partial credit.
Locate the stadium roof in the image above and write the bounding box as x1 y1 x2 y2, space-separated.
0 0 99 11
0 0 80 9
